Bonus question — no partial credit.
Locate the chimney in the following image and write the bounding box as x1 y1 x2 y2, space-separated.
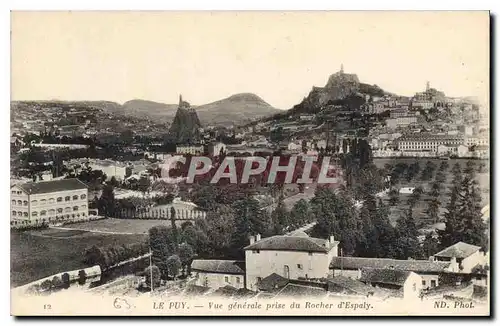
450 256 459 271
256 234 261 242
329 235 335 244
249 235 255 245
325 239 330 248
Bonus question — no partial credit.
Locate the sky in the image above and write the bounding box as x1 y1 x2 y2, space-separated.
11 11 489 109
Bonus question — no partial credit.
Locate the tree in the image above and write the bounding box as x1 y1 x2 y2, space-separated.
51 276 63 289
138 177 151 195
98 184 115 217
178 243 195 276
421 233 440 259
289 199 311 229
166 255 182 280
108 176 120 188
388 188 399 206
454 172 488 249
170 207 179 252
311 188 358 256
204 205 236 257
83 245 109 268
40 279 53 292
231 197 268 252
145 265 161 289
149 226 172 278
426 197 441 224
270 194 289 235
393 207 421 260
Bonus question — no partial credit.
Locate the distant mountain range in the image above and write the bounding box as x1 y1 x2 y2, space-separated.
122 93 281 126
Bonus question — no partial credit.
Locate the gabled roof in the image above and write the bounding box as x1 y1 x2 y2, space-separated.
257 273 289 292
244 235 339 253
329 257 450 273
191 260 245 275
434 242 481 259
360 268 415 287
14 178 88 195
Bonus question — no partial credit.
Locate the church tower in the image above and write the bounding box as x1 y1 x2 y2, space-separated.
426 81 430 91
340 63 344 73
179 94 183 106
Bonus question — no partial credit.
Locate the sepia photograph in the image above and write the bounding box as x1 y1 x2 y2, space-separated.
9 10 490 316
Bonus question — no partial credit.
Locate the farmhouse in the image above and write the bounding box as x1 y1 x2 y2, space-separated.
244 231 339 291
329 256 453 289
359 268 423 299
432 242 487 274
191 260 245 289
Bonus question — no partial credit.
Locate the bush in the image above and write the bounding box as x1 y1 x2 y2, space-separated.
144 265 161 289
40 279 52 292
51 276 64 289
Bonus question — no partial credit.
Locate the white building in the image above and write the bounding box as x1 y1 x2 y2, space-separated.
299 114 315 121
243 231 339 291
207 142 226 157
360 268 423 299
88 159 128 181
176 144 205 155
386 116 418 129
329 257 454 290
287 141 302 152
397 134 465 152
147 198 207 220
191 260 245 289
432 242 487 274
10 178 89 227
437 144 469 157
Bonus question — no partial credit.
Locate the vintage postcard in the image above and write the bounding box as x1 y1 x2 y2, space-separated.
10 11 490 316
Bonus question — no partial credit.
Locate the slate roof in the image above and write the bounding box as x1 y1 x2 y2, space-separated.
257 273 289 292
182 285 211 297
274 283 327 298
434 242 481 259
360 268 414 287
14 178 88 195
244 235 339 253
329 257 450 273
288 230 309 237
327 276 377 296
191 260 245 275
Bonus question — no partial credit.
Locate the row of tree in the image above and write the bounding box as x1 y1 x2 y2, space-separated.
83 242 149 270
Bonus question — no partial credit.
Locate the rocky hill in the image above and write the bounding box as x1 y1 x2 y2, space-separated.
289 68 388 115
168 96 202 143
122 93 280 126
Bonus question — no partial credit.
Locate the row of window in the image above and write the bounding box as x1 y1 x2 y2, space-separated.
11 190 22 195
12 205 87 217
10 213 87 225
11 194 87 206
422 280 437 287
224 276 241 284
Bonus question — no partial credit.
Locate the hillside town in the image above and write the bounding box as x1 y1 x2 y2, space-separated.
11 66 489 307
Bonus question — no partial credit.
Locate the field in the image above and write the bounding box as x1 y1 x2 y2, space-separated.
54 218 190 234
373 158 490 228
11 228 147 287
